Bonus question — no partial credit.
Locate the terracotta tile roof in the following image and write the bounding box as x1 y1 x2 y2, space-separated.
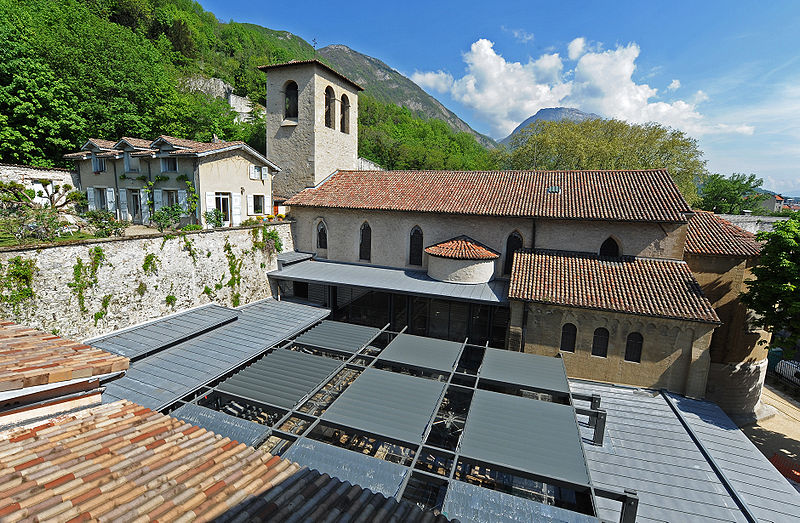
84 138 117 150
425 235 500 260
286 169 692 223
685 211 762 257
62 151 91 160
0 322 129 393
117 137 153 149
509 250 720 324
0 400 302 521
257 59 364 91
96 150 122 159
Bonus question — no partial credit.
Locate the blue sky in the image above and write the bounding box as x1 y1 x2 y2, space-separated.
200 0 800 195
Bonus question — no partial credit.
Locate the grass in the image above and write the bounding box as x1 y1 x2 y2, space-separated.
0 232 97 247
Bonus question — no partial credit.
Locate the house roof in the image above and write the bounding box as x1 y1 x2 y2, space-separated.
508 249 720 324
115 136 155 150
286 169 692 223
257 59 364 91
424 235 500 260
0 322 128 393
685 210 762 257
81 138 117 151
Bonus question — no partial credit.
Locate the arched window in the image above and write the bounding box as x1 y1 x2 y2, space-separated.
340 94 350 134
599 237 620 257
284 81 298 119
316 221 327 249
409 226 423 266
560 323 577 353
324 86 335 128
503 231 523 275
591 327 609 357
625 332 643 363
359 222 371 261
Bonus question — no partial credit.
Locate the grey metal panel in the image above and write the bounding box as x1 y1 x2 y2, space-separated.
321 368 445 444
277 250 314 265
170 403 270 447
283 438 409 497
458 389 591 487
270 258 509 304
378 333 462 373
102 299 329 411
479 348 570 394
294 320 380 353
443 480 599 523
217 349 342 409
90 304 238 360
570 381 751 523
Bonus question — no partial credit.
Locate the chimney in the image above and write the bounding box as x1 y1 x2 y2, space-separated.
212 134 219 143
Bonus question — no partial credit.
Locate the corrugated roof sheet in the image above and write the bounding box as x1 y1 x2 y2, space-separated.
170 403 270 447
293 320 381 354
509 249 720 324
271 258 509 304
478 348 570 394
285 169 692 222
378 333 463 373
458 390 591 487
0 399 302 521
321 368 445 444
216 349 342 409
89 304 238 361
685 210 762 257
99 299 329 410
0 322 128 393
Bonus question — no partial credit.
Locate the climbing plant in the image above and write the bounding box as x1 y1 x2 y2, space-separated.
67 246 105 313
0 256 36 314
142 252 159 275
223 238 242 307
93 294 112 325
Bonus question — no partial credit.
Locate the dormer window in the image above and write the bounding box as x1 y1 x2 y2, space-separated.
124 152 140 172
161 157 178 172
91 154 106 173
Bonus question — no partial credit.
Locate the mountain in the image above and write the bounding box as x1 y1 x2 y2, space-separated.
319 45 496 148
500 107 601 146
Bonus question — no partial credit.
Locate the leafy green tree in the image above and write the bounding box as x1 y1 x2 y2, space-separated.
742 216 800 352
698 173 767 214
497 119 708 204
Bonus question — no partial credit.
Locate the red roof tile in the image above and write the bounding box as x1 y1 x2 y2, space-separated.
425 235 500 260
509 250 720 324
0 323 129 392
257 59 364 91
84 138 117 150
685 211 762 257
117 137 153 149
286 169 692 223
0 400 302 521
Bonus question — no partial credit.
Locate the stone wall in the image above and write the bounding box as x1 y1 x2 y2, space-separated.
717 214 788 234
0 223 293 340
0 164 79 206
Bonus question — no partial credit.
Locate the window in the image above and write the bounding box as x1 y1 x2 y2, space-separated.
215 192 231 223
317 221 327 249
284 81 298 119
324 86 335 128
92 155 106 173
340 94 350 133
94 188 107 209
592 327 609 357
161 157 178 172
409 226 423 266
124 152 139 172
600 237 620 257
253 194 265 215
503 231 523 275
625 332 643 363
359 222 371 261
164 190 178 207
560 323 577 352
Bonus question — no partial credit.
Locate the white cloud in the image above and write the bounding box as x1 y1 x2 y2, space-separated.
567 37 586 60
668 79 680 91
501 26 534 44
413 38 754 138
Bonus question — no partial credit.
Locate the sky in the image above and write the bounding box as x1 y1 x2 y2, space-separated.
199 0 800 195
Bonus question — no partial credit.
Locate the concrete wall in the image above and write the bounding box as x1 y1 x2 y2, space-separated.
509 301 715 397
197 149 273 223
717 214 789 234
0 224 292 340
427 256 495 284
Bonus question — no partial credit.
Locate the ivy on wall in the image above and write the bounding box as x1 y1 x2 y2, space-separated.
68 246 105 314
0 256 36 315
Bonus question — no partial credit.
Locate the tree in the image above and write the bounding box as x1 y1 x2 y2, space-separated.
497 119 708 204
742 216 800 352
698 173 767 214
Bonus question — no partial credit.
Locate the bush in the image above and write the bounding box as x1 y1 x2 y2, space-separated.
151 204 184 232
204 209 224 228
241 217 260 226
82 210 128 237
181 223 202 231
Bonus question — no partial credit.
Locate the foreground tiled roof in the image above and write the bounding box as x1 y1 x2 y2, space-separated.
425 235 500 260
257 59 364 91
0 400 301 521
509 250 720 323
685 210 762 257
287 169 692 222
0 322 128 392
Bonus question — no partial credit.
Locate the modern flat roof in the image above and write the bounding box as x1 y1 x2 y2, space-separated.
478 348 571 395
378 333 464 373
270 258 509 304
294 320 381 354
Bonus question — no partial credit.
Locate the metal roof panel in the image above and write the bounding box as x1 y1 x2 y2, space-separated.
378 333 463 373
479 348 571 394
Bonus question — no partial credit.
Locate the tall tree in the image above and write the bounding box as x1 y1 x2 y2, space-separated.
497 119 708 204
742 215 800 352
698 173 767 214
